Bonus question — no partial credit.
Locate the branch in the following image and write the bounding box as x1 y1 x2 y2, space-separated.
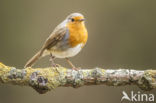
0 62 156 94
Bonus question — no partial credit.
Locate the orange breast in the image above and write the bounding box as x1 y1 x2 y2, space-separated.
67 22 88 48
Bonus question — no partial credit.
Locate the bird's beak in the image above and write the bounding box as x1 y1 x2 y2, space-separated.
79 19 85 22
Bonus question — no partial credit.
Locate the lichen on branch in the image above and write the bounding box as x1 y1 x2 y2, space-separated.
0 62 156 94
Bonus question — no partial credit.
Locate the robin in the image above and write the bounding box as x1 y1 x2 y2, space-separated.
24 13 88 69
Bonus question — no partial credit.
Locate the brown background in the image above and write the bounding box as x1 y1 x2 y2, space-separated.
0 0 156 103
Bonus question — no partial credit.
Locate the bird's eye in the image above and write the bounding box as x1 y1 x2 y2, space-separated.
71 18 75 22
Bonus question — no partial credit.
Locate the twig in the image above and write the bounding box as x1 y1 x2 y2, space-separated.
0 62 156 94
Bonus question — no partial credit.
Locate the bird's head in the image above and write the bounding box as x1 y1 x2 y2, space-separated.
66 13 85 25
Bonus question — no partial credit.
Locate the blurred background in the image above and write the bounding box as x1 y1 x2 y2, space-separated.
0 0 156 103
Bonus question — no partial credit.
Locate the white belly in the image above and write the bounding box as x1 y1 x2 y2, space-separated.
43 44 82 58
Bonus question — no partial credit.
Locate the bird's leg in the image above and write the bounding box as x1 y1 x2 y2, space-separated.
49 53 61 74
65 58 79 70
49 53 60 73
49 53 57 67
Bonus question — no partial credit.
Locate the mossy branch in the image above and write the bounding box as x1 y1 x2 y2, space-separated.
0 62 156 94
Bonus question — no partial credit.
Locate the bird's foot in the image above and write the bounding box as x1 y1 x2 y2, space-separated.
50 62 60 73
52 63 60 68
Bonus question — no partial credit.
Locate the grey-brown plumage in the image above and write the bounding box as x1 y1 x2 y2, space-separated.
24 27 67 68
24 13 87 69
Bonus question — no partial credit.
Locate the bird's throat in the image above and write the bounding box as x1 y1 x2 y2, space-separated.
67 22 88 47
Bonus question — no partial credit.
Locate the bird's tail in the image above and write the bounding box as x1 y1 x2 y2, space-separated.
24 50 43 68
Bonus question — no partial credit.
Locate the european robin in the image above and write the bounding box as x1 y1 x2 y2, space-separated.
24 13 88 69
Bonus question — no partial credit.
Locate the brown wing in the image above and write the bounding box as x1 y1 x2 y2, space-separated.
24 26 67 68
41 27 67 51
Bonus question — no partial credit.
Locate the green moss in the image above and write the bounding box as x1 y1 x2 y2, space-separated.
137 70 155 91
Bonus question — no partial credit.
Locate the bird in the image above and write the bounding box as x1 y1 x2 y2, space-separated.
24 13 88 70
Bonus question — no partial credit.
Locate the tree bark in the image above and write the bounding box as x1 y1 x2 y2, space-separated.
0 62 156 94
